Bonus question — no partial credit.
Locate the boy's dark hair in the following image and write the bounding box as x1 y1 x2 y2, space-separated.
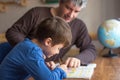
35 16 72 48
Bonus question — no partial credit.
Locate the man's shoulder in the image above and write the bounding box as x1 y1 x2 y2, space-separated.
70 18 85 25
30 7 51 11
27 7 51 15
73 18 84 23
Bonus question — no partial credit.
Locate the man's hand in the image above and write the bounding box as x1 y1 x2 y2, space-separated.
65 57 81 68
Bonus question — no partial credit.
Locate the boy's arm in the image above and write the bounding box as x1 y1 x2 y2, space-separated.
24 50 67 80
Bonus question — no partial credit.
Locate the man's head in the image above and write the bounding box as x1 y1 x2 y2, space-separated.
35 16 72 57
57 0 88 22
60 0 87 7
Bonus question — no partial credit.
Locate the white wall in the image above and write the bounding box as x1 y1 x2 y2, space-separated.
79 0 120 35
0 0 119 34
0 0 58 33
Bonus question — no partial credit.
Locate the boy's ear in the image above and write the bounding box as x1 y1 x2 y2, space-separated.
44 38 52 47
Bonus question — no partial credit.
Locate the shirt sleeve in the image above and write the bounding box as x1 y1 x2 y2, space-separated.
45 19 97 65
5 7 38 46
74 21 97 64
24 47 66 80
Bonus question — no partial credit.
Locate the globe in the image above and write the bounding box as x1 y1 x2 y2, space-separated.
97 19 120 57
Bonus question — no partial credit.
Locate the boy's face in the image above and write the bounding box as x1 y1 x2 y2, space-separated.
44 43 64 58
58 1 81 22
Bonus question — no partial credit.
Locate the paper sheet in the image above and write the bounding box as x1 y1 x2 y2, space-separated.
67 63 96 79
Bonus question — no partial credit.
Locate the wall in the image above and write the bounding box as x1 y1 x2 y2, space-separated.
0 0 119 34
0 0 58 33
79 0 120 36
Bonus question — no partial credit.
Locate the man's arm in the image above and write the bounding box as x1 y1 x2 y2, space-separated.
6 8 38 46
74 21 97 64
46 19 97 66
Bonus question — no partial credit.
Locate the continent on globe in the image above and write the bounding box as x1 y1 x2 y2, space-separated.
98 19 120 49
105 39 115 46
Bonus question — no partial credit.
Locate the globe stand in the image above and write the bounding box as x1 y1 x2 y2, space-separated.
103 49 118 58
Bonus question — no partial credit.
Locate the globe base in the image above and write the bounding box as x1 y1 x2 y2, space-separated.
102 49 118 58
103 53 118 57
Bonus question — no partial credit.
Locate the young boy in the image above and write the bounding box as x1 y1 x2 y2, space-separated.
0 17 72 80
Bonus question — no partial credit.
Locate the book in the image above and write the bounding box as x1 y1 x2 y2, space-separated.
67 63 96 79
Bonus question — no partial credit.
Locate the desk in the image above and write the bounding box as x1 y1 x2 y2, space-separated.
64 56 120 80
91 57 120 80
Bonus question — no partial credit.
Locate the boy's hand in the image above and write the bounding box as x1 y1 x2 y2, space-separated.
65 57 80 68
46 61 56 70
58 64 68 73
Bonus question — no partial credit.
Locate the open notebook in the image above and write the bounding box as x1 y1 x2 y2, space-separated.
67 63 96 79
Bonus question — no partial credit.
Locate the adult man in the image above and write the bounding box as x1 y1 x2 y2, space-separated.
6 0 96 67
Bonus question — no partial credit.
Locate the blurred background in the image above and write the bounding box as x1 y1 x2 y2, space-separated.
0 0 120 54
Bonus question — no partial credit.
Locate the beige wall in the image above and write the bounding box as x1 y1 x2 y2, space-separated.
0 0 119 34
79 0 120 35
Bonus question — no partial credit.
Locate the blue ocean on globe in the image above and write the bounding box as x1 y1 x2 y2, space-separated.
97 19 120 49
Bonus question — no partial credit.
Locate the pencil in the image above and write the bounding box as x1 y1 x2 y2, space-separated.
58 58 63 64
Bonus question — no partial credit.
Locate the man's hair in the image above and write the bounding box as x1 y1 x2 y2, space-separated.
35 16 72 48
59 0 88 8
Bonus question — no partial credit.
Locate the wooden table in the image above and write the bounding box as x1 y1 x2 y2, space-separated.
91 56 120 80
64 56 120 80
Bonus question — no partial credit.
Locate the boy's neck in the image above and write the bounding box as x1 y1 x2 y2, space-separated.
31 39 42 47
31 39 46 59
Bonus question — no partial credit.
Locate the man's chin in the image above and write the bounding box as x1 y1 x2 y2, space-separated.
64 18 73 22
64 19 71 23
47 56 50 58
